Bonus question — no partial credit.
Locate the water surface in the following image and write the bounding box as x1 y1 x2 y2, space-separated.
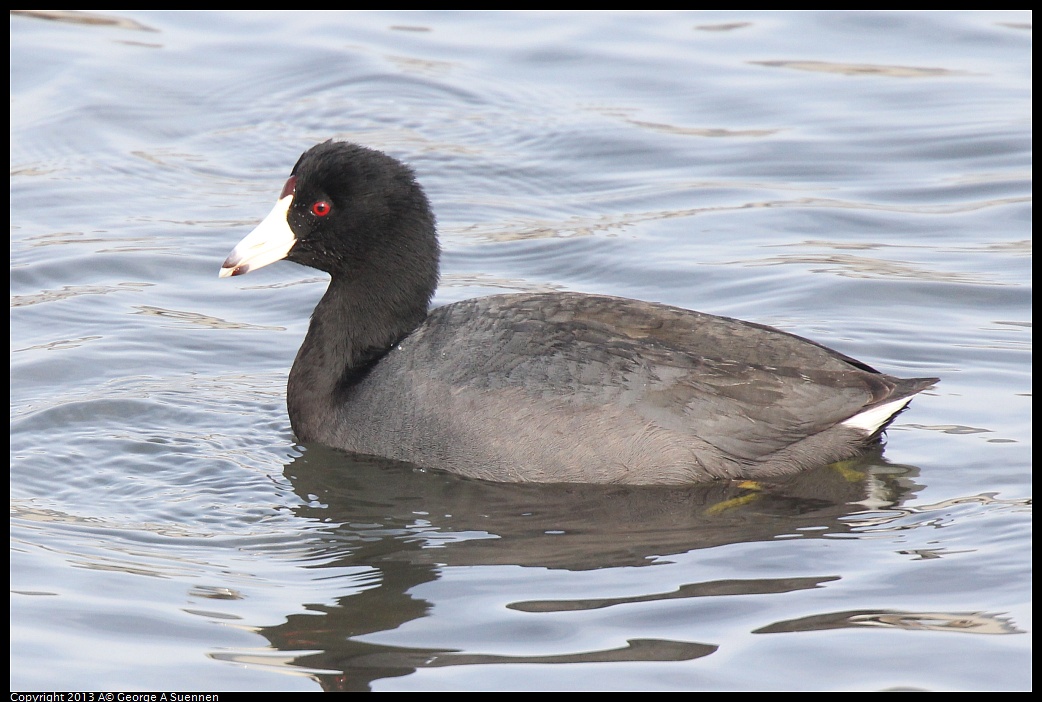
10 10 1031 691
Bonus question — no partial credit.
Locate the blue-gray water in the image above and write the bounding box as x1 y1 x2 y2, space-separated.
10 10 1031 691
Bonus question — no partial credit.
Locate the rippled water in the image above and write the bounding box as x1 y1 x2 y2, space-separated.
10 10 1031 691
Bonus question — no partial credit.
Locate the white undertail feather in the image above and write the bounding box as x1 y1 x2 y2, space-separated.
841 397 913 435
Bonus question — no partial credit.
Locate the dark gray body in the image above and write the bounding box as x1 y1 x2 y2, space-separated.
289 291 935 484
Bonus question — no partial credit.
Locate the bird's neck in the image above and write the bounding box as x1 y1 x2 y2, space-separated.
287 274 430 438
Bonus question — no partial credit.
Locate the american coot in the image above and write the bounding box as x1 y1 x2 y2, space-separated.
220 141 937 484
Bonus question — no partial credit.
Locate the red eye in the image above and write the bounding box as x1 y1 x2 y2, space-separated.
311 200 332 217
